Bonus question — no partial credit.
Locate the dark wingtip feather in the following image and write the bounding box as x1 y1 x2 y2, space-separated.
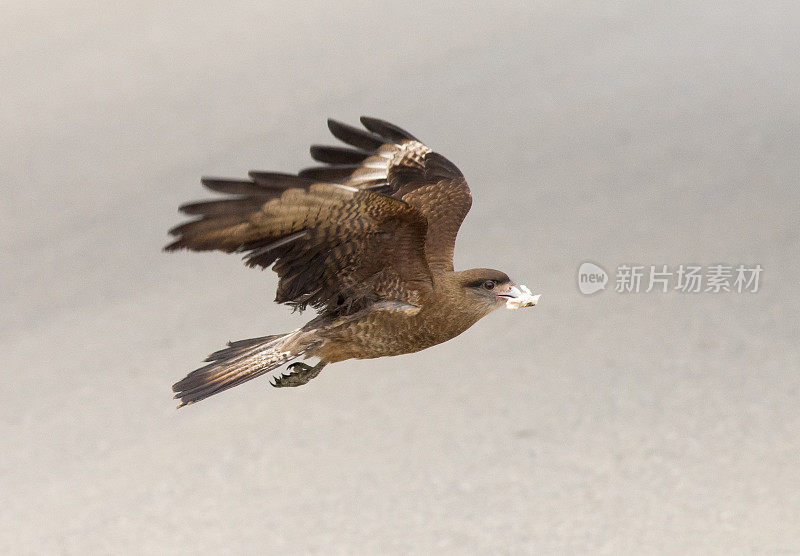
178 197 268 216
359 116 418 142
163 239 182 251
248 171 313 190
327 118 385 151
166 218 202 237
201 177 265 196
309 145 371 165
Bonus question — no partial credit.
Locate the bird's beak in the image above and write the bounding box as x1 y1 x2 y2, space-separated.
497 284 541 310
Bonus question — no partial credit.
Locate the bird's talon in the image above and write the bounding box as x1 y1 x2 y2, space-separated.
271 361 326 388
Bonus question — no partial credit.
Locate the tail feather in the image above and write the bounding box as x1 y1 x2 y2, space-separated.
203 335 283 362
172 329 312 407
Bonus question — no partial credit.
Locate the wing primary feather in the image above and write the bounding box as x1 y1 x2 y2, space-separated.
248 171 314 189
309 145 371 164
359 116 419 142
327 119 385 151
200 178 269 196
179 197 267 216
298 165 359 181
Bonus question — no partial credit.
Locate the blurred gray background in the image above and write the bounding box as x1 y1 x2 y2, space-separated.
2 1 799 553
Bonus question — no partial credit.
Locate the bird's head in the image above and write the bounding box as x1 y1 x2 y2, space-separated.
457 268 541 314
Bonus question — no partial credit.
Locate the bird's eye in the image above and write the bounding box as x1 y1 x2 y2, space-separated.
483 280 496 290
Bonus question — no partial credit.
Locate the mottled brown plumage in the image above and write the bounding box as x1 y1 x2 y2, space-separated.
167 117 539 407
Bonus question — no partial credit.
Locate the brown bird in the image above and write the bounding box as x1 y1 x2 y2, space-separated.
166 117 540 407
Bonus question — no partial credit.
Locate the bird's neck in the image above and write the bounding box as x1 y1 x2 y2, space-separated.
425 272 494 332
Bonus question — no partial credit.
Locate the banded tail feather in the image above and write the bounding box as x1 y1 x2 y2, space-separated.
172 328 317 407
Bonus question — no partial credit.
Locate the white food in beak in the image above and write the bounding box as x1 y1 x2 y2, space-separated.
505 284 541 310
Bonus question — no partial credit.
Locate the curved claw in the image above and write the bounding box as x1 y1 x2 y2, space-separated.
271 361 327 388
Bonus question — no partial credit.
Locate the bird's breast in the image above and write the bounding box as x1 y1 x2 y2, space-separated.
315 301 482 362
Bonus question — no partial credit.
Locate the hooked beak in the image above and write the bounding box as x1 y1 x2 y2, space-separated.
497 283 541 310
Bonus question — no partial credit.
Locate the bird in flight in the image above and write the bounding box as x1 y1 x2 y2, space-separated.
166 116 540 407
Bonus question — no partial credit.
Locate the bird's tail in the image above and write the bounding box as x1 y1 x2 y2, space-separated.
172 328 317 408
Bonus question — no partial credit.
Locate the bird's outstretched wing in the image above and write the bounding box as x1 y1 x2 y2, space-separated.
165 116 470 316
166 177 432 316
302 117 472 272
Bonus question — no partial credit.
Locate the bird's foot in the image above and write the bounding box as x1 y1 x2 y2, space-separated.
271 361 327 388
